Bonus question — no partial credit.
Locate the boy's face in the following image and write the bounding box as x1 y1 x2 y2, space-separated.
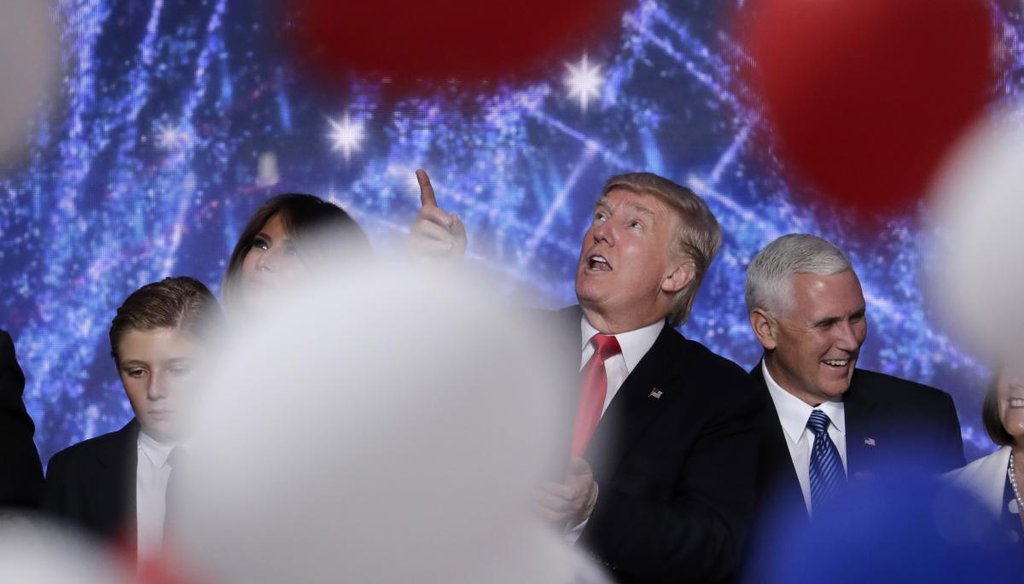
116 327 200 442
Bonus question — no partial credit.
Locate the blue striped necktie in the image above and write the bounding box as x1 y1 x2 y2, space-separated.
807 409 844 511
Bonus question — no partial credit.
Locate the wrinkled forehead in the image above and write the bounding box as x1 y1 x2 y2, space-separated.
785 270 865 315
596 188 684 222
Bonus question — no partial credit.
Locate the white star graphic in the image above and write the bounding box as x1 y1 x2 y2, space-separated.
155 121 190 151
564 54 604 112
327 113 365 161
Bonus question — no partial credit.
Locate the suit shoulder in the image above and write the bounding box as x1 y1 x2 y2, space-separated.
852 369 955 408
47 425 133 475
676 335 751 379
671 333 761 404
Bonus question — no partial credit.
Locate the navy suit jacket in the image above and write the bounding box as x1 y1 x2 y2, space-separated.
741 360 962 569
556 307 765 584
751 364 965 518
42 419 139 544
741 365 965 583
0 330 43 508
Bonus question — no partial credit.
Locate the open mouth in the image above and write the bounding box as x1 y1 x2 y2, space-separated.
822 359 851 368
1009 398 1024 409
587 255 611 271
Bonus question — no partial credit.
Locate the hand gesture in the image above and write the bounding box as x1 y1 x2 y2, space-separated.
535 456 599 527
408 169 467 263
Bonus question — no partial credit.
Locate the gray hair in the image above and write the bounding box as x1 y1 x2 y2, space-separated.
603 172 722 327
745 234 852 315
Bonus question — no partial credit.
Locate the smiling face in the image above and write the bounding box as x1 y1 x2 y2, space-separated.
238 213 310 313
997 367 1024 443
116 327 200 442
755 270 867 405
574 188 694 333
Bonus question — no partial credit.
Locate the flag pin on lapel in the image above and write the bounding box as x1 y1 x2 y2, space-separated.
648 388 663 399
864 437 876 447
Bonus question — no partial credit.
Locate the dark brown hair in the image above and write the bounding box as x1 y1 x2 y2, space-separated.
982 370 1014 446
221 194 372 309
109 276 222 362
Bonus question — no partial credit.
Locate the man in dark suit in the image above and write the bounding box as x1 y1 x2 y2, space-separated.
43 277 221 558
743 234 964 524
42 419 139 538
412 171 763 584
0 329 44 508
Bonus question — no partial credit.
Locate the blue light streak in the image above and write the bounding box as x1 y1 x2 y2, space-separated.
0 0 1019 464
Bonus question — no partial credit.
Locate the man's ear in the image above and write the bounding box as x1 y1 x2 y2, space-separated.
662 261 695 294
749 308 778 350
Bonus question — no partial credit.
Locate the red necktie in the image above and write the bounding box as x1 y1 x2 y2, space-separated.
571 334 622 457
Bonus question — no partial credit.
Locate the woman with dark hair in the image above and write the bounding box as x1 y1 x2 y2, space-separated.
946 366 1024 542
221 193 373 315
42 276 222 558
224 169 461 315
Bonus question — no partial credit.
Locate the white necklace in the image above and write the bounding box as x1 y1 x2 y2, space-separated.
1008 452 1024 514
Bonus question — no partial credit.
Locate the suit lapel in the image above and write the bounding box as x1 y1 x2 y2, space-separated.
750 364 807 515
586 324 683 481
842 372 878 481
94 420 140 544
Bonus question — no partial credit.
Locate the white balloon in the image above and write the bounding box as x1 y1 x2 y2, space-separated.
0 0 58 165
927 104 1024 368
174 266 609 584
0 516 130 584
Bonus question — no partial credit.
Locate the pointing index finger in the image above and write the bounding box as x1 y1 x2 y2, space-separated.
416 169 438 208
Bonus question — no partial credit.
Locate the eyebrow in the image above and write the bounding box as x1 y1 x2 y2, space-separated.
119 360 148 368
165 357 194 364
593 199 658 220
626 203 657 220
811 307 866 328
811 316 840 328
257 230 295 244
119 356 194 365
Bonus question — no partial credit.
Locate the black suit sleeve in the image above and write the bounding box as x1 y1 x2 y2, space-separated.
582 371 763 584
0 330 43 508
933 391 965 471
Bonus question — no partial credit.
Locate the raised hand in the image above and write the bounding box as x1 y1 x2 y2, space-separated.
408 169 467 263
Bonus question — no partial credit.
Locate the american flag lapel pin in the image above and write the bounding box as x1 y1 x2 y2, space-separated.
648 388 663 399
864 437 876 447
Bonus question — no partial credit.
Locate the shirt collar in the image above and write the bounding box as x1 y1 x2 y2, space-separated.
761 360 846 444
580 317 664 372
137 429 176 468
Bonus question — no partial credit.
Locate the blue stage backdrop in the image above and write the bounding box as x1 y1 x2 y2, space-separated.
1 0 1021 464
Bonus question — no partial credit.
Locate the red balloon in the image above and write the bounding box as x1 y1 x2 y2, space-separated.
286 0 626 90
738 0 995 213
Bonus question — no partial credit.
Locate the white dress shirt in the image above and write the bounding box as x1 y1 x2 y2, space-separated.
762 361 848 514
136 431 176 558
566 317 664 541
579 317 664 414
